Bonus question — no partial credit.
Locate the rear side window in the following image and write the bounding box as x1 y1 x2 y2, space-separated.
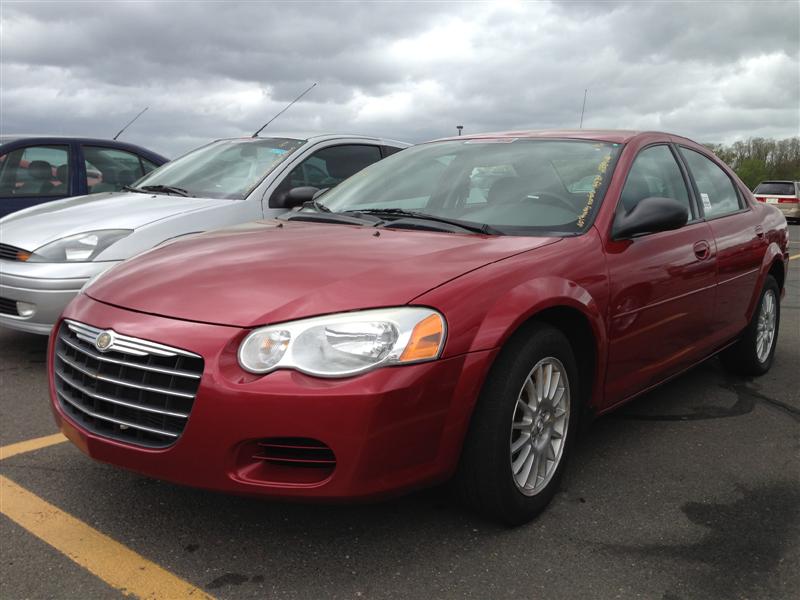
617 145 692 218
83 146 147 194
754 182 795 196
680 148 742 218
0 145 70 197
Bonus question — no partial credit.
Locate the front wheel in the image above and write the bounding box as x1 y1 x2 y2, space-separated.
455 323 579 525
720 275 780 376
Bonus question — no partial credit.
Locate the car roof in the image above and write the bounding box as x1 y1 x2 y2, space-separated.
431 129 674 144
0 135 169 161
230 132 411 147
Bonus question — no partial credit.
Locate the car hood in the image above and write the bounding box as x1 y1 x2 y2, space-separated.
0 192 231 251
87 220 560 327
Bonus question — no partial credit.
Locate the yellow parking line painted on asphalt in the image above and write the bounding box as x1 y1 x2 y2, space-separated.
0 433 67 461
789 253 800 261
0 475 215 600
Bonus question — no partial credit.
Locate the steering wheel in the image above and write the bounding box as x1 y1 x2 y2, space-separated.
303 163 331 187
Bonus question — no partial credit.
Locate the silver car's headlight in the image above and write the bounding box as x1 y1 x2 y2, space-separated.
28 230 132 262
238 307 446 377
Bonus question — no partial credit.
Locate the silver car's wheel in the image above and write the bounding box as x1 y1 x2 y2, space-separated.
755 288 777 363
510 357 570 496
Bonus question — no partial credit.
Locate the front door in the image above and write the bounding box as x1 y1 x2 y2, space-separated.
604 144 717 404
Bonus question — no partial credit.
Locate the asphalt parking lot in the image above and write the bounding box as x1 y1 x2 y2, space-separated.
1 226 798 600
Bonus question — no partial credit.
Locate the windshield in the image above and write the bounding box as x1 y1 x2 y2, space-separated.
316 139 621 235
134 137 304 199
754 182 795 196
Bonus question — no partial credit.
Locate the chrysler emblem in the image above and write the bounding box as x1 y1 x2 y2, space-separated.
95 331 114 352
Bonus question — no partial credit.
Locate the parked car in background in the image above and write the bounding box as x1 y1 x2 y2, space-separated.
49 130 788 525
0 133 408 334
753 180 799 222
0 136 168 217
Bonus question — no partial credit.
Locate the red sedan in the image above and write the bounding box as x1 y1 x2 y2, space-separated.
49 130 789 524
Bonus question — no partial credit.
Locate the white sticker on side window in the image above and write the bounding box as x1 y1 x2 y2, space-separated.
700 192 712 211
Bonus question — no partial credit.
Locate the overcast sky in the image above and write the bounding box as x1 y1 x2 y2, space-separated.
2 0 798 158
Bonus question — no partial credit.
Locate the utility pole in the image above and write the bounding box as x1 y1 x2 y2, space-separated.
579 89 588 129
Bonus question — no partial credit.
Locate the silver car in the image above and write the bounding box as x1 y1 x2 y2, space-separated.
0 133 408 334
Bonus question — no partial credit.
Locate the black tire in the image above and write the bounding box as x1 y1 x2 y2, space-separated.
720 275 780 376
455 322 579 526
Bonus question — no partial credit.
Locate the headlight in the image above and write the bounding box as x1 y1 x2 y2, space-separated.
238 307 446 377
27 230 132 262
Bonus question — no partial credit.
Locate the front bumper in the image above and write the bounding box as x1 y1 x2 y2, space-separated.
50 295 495 500
0 260 114 334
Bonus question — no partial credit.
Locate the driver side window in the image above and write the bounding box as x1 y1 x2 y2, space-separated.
617 145 693 219
271 144 382 206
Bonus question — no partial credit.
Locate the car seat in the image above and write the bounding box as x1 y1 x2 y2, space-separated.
27 160 55 195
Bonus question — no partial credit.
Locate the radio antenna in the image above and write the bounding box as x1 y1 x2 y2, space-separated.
579 89 588 129
113 107 149 140
252 82 317 138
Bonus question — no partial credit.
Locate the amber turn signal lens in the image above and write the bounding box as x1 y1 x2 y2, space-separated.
399 314 445 362
16 251 31 262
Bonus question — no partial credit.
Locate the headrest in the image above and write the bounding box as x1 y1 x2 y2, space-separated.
28 161 52 180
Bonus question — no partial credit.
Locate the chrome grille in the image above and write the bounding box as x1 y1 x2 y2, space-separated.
54 319 204 448
0 243 27 260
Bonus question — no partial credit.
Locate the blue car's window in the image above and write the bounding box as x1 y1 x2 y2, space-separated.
0 145 70 197
83 146 147 194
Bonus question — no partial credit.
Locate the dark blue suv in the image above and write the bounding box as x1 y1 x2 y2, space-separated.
0 136 168 217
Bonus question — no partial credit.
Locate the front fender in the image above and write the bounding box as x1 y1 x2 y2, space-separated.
413 231 609 406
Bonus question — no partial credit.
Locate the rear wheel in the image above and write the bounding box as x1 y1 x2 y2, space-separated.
456 323 579 525
720 275 780 376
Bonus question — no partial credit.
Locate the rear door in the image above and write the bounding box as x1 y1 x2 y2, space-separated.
604 144 717 402
677 146 766 346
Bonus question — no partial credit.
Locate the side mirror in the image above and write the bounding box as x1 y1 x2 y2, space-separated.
613 196 688 239
271 186 320 209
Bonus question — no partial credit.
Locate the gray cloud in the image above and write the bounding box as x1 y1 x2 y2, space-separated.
1 0 797 158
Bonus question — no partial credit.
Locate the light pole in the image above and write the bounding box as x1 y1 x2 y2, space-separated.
456 125 463 136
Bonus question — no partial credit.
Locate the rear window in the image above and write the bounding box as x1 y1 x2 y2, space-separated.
754 182 796 196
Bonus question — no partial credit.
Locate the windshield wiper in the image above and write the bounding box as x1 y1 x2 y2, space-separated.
302 199 331 213
281 210 380 227
343 208 502 235
122 185 147 194
139 184 193 197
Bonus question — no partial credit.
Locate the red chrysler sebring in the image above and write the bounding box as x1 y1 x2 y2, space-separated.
49 130 789 524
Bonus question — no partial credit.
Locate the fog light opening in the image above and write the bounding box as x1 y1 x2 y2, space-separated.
16 301 36 317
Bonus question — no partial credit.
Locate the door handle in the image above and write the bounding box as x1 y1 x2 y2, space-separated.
755 225 765 238
693 240 711 260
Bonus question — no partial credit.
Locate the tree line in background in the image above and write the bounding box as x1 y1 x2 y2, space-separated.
704 137 800 190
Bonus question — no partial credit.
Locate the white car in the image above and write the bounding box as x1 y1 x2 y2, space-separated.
0 133 408 333
753 180 800 222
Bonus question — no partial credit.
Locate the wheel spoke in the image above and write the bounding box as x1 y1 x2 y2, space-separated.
511 432 531 453
535 364 544 403
543 363 553 401
512 444 532 474
516 396 534 416
527 452 541 487
520 452 536 486
523 378 537 409
551 386 565 408
549 371 561 401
